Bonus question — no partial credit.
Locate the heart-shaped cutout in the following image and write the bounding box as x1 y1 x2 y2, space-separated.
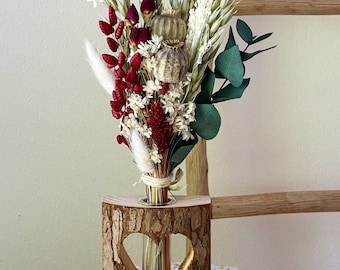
122 233 194 269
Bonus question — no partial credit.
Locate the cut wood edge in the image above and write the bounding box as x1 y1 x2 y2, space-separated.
211 190 340 219
119 244 137 270
236 0 340 15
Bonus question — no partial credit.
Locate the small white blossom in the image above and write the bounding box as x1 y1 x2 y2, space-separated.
143 56 157 73
181 129 195 141
137 42 152 58
120 121 131 139
185 102 196 115
128 93 147 117
150 146 162 164
140 124 152 138
162 100 175 115
151 35 163 46
143 79 161 99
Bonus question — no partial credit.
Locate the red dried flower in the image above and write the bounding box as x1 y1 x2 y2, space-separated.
124 107 134 116
114 67 126 79
125 4 139 27
118 52 126 67
108 6 117 26
110 100 123 119
133 84 143 94
116 135 127 145
107 37 118 52
141 0 156 14
125 67 139 84
99 20 114 35
102 54 118 68
160 83 169 95
129 52 143 68
111 109 123 119
115 80 128 91
112 88 126 104
147 101 172 153
115 21 125 39
129 27 149 48
110 100 122 110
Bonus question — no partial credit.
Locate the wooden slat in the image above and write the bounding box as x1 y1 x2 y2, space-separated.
211 190 340 219
236 0 340 15
186 137 209 196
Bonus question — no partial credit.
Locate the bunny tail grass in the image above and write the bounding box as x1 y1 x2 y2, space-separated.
130 130 154 174
85 40 115 95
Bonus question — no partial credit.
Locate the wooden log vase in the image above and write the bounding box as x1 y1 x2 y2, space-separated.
102 195 211 270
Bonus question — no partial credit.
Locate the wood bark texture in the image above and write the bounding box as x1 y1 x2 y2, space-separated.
211 190 340 219
236 0 340 15
102 196 211 270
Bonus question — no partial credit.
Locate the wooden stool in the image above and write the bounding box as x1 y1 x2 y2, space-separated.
102 195 211 270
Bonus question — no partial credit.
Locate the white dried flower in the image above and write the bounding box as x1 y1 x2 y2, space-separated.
181 129 195 141
137 42 152 58
151 35 163 46
162 100 175 115
143 56 157 72
150 146 162 164
128 93 147 117
143 79 161 99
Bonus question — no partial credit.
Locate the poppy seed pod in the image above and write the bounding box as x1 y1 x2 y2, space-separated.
154 41 188 83
151 9 187 42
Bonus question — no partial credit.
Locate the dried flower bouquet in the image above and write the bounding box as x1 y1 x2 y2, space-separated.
86 0 274 268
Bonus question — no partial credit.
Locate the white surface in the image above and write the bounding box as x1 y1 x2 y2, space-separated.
1 1 340 270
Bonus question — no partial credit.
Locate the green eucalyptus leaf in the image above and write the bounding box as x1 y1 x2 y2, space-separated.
215 45 244 87
201 67 215 93
170 135 198 171
191 104 221 140
236 19 253 44
195 67 215 104
212 78 250 103
240 45 277 61
195 91 211 104
225 26 236 50
250 32 273 45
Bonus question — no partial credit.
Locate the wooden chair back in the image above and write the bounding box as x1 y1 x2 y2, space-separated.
185 0 340 218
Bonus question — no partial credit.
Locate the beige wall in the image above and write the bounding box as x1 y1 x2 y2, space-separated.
1 1 340 269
